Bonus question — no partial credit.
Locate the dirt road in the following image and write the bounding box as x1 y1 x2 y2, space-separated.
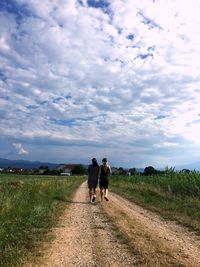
29 182 200 267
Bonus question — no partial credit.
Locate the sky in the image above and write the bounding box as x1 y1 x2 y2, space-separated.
1 0 200 168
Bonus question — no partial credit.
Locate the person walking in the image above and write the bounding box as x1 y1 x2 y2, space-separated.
99 158 112 201
87 158 99 203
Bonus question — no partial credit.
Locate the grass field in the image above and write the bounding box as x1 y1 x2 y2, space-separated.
110 170 200 233
0 174 85 267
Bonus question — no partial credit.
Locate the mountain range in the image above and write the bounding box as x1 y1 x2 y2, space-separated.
0 158 200 171
0 158 59 169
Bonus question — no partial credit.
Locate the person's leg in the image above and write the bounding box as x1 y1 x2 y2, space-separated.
89 188 92 202
104 188 109 201
105 188 108 197
104 180 109 201
92 187 97 202
99 180 103 201
100 187 103 201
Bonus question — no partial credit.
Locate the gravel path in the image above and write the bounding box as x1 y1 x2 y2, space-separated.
102 192 200 267
31 182 137 267
28 182 200 267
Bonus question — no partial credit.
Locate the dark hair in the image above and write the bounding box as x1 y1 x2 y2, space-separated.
102 158 108 162
92 158 98 166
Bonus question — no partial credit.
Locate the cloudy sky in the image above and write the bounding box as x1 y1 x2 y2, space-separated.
0 0 200 168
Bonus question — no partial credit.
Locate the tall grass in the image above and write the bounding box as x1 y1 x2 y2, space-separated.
0 174 85 267
110 171 200 233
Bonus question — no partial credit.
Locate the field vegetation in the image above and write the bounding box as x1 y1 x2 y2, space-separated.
0 174 85 267
110 168 200 233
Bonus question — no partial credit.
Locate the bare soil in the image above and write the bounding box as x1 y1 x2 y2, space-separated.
28 182 200 267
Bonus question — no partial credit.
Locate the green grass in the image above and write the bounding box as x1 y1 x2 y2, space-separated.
110 172 200 233
0 174 85 267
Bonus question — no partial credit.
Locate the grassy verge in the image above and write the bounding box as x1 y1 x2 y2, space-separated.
0 174 85 267
110 173 200 233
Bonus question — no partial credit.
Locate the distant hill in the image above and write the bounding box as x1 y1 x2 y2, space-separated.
0 158 59 170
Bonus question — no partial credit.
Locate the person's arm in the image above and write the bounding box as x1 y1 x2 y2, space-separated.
108 165 112 176
88 165 92 177
98 165 101 179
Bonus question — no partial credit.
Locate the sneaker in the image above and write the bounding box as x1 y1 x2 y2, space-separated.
92 196 96 203
104 196 109 201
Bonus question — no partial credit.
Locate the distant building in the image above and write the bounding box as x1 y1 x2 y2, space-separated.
38 169 46 174
56 164 80 176
60 172 71 176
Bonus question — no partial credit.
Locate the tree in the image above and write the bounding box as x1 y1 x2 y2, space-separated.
144 166 157 176
39 165 49 170
71 164 87 175
179 169 191 174
118 167 126 175
129 168 137 175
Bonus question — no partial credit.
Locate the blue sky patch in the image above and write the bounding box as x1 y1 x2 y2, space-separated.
65 95 72 99
0 70 7 82
38 101 49 106
138 11 161 30
50 118 76 126
87 0 109 9
26 105 38 110
77 0 84 7
154 115 166 120
139 53 153 60
148 46 156 52
0 95 9 101
191 119 200 124
87 0 111 16
0 0 31 24
127 34 134 41
50 116 96 127
52 97 63 103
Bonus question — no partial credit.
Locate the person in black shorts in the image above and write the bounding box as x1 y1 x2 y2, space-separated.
98 158 112 201
87 158 99 203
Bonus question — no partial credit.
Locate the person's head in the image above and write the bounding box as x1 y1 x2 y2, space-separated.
92 158 98 166
102 158 108 166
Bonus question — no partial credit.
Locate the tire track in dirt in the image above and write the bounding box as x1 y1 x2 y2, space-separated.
28 182 138 267
101 192 200 267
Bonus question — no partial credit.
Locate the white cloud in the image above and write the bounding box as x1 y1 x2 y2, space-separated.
153 142 179 148
0 0 200 167
13 143 29 155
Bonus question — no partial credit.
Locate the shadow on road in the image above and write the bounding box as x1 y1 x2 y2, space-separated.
53 196 100 204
